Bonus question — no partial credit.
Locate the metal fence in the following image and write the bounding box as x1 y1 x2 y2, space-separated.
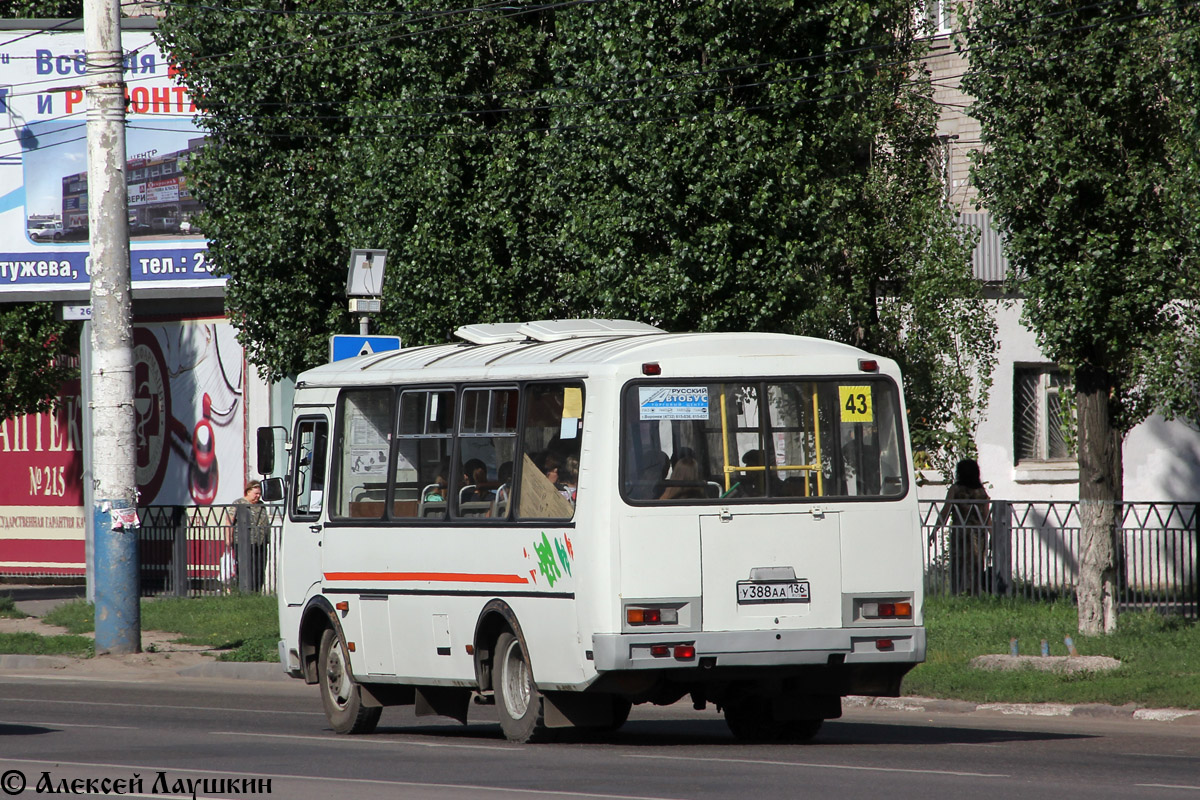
920 500 1199 618
137 504 283 598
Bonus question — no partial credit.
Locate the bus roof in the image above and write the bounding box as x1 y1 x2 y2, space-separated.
296 320 892 388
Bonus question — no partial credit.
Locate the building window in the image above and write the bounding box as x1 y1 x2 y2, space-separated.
922 0 954 35
1014 367 1074 463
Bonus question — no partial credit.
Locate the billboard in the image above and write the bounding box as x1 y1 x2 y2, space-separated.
0 27 220 300
0 376 86 576
0 318 246 578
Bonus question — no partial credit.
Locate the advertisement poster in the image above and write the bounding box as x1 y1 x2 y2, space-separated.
0 319 245 577
133 318 245 506
0 27 219 299
0 378 86 577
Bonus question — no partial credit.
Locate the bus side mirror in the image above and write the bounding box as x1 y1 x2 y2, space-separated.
261 476 285 503
257 426 277 475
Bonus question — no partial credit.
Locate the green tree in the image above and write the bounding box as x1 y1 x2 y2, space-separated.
963 0 1200 634
158 0 995 468
0 0 82 16
0 303 76 420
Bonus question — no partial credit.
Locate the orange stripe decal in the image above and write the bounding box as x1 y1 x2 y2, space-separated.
324 572 530 584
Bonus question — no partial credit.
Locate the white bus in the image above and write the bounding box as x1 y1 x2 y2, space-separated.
261 319 925 743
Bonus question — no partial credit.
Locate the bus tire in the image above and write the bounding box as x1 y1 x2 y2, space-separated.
494 631 547 743
318 627 381 735
603 697 633 732
724 698 822 743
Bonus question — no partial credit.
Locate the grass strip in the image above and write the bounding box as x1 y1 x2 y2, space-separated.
903 595 1200 709
0 632 93 657
0 596 28 619
43 593 280 661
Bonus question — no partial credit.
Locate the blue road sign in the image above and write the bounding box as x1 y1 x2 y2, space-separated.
329 334 403 362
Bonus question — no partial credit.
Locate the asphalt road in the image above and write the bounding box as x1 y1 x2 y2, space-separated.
1 673 1198 800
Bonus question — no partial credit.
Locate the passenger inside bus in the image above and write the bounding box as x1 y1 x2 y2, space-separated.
460 458 494 503
629 449 669 499
559 455 579 503
658 456 706 500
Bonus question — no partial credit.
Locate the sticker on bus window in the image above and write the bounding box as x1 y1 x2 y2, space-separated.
839 386 873 423
563 387 583 419
639 387 709 420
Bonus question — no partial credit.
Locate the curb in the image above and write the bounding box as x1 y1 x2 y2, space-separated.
177 661 290 682
846 695 1200 724
0 653 288 682
0 654 75 670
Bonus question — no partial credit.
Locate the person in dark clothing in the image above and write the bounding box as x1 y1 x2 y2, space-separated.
934 458 991 595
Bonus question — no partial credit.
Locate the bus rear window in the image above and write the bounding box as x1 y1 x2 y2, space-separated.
621 380 907 503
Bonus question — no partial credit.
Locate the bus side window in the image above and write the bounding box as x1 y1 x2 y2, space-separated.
453 387 518 520
333 390 393 520
394 389 455 520
516 383 583 520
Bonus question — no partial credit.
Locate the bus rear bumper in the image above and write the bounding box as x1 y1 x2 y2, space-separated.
592 626 925 672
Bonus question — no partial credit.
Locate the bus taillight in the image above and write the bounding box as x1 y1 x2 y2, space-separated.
859 600 913 619
627 606 678 625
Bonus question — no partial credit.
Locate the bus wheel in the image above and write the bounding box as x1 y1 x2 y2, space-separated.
494 631 547 743
318 627 381 735
724 698 822 743
603 697 633 732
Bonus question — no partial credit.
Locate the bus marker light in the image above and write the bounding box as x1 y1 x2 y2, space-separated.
650 645 670 657
465 644 475 655
347 641 356 652
335 601 349 613
674 644 696 660
859 359 878 372
876 639 894 651
642 362 662 376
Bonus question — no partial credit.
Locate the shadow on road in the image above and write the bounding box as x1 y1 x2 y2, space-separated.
364 715 1093 748
0 724 56 737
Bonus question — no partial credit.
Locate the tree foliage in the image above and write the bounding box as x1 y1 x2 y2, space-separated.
0 0 82 16
963 0 1200 633
157 0 995 468
0 303 76 420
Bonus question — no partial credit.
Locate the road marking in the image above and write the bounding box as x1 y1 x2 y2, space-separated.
1134 785 1200 792
1123 753 1200 761
0 757 683 800
0 695 320 715
211 730 520 752
11 721 135 730
628 754 1008 778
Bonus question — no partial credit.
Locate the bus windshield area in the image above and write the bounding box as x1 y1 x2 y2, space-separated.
621 379 908 503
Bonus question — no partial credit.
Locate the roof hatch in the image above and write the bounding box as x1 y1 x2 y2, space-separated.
455 318 665 345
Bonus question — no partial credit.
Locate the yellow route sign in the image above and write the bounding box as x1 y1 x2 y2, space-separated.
839 386 873 423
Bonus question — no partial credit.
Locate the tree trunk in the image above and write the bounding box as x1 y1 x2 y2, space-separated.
1074 368 1121 635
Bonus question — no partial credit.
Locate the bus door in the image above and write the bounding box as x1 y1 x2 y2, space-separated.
699 510 842 632
282 414 329 606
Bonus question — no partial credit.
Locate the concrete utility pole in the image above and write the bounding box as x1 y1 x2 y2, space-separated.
86 0 140 654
